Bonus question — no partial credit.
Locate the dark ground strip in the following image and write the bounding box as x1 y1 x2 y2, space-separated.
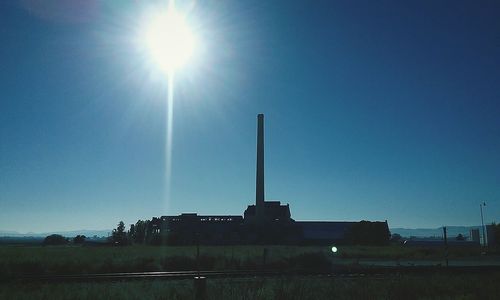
3 265 500 284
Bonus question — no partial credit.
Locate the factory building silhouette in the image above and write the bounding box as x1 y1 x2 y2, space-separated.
149 114 389 245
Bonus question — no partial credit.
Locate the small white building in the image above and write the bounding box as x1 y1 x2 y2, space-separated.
470 228 480 244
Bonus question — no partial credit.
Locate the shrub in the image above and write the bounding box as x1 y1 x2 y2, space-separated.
287 252 332 272
43 234 68 246
74 235 86 244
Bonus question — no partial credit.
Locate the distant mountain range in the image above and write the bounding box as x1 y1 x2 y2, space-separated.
390 226 482 238
0 229 111 238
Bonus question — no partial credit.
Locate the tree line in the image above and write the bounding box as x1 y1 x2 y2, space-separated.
110 220 159 245
43 221 500 247
41 220 162 246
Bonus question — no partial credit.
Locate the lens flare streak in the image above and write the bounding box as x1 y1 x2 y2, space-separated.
165 73 174 212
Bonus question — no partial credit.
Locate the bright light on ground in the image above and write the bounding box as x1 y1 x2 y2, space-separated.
331 246 338 253
145 7 196 73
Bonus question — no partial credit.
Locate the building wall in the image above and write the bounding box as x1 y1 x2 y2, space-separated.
470 228 480 243
149 213 389 245
486 225 496 246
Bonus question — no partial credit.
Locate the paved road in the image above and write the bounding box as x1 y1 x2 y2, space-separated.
356 257 500 267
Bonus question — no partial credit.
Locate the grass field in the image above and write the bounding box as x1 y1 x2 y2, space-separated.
1 245 499 299
2 273 500 299
0 245 331 277
0 244 490 279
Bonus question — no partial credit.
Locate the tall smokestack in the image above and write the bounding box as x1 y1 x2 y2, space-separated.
256 114 265 208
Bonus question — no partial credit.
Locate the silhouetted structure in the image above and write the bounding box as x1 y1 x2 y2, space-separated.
486 225 496 246
147 114 389 245
470 228 480 243
150 214 243 245
244 115 292 226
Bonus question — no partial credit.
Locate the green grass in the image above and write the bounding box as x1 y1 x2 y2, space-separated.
0 245 336 277
336 244 483 259
1 245 498 299
0 244 488 278
2 273 500 299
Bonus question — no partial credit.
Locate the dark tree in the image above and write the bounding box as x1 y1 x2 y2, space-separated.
43 234 68 246
347 221 391 245
144 220 154 243
128 224 135 242
74 235 86 244
134 220 147 244
455 233 465 241
111 221 128 245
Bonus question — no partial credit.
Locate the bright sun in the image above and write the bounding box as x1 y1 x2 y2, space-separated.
145 7 196 73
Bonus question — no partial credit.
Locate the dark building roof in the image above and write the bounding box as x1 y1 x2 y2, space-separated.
156 213 243 223
297 221 357 240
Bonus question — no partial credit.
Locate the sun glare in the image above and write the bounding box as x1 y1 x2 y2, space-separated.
139 2 199 214
145 8 196 73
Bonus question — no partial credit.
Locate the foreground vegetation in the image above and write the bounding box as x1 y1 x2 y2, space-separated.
0 244 494 279
2 272 500 300
1 244 499 299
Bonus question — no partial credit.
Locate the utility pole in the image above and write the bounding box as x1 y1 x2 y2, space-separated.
480 202 487 247
193 231 206 300
443 226 449 267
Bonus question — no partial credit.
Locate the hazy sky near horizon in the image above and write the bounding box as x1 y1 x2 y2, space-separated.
1 0 499 233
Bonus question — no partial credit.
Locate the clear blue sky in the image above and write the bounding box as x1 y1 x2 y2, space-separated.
1 0 499 232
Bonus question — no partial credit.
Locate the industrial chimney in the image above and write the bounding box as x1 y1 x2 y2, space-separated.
256 114 265 208
243 113 291 224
